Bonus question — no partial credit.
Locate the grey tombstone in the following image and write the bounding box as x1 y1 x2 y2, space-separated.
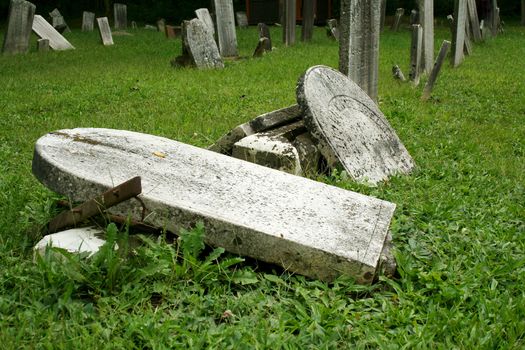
32 15 75 51
418 0 434 74
213 0 238 57
195 8 215 37
1 0 36 55
409 24 423 86
392 65 406 82
157 19 166 33
452 0 467 67
282 0 296 46
410 10 419 25
339 0 381 102
327 18 339 41
380 0 387 31
96 17 114 46
49 8 71 33
177 19 224 69
391 8 404 31
82 11 95 32
113 3 127 30
422 40 451 101
257 23 272 51
253 37 270 57
131 21 137 29
466 0 482 42
301 0 315 42
236 11 248 28
33 127 397 283
297 66 415 185
37 38 49 52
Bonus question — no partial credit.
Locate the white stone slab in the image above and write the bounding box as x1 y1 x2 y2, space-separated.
297 65 415 185
214 0 238 57
34 227 106 257
2 0 35 55
418 0 434 74
32 15 75 51
195 8 215 37
97 17 114 46
33 128 396 283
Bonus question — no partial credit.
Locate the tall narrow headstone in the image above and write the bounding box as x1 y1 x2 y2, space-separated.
282 0 296 46
257 23 272 51
466 0 482 42
391 8 404 31
301 0 315 42
339 0 380 102
213 0 238 57
380 0 387 31
422 40 451 101
113 3 127 30
418 0 434 74
195 8 215 37
32 15 75 51
2 0 35 55
451 0 467 67
97 17 114 46
157 19 166 33
82 11 95 32
236 11 248 28
409 24 423 86
49 9 71 33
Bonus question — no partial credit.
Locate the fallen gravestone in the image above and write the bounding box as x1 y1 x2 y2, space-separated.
97 17 114 46
82 11 95 32
37 38 49 52
195 8 215 37
145 24 156 30
236 11 248 28
32 15 75 51
172 19 224 69
33 128 397 283
297 66 415 185
257 23 272 51
214 0 238 57
114 3 127 30
2 0 35 55
49 8 71 33
282 0 296 46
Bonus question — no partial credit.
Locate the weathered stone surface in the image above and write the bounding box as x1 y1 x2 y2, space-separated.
34 227 106 257
409 24 423 86
37 38 49 52
418 0 434 74
464 16 473 55
257 23 272 51
297 66 415 185
236 11 248 28
422 40 451 101
195 8 215 37
49 8 71 33
391 8 404 31
165 25 176 39
467 0 482 42
2 0 35 55
96 17 114 46
33 128 397 283
282 0 296 46
32 15 75 51
176 19 223 69
114 3 127 30
452 0 467 67
214 0 238 57
392 65 406 81
301 0 315 42
209 105 302 154
293 132 321 177
339 0 380 102
157 18 166 33
82 11 95 32
253 37 270 57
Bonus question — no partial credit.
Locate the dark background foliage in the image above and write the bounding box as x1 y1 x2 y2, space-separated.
0 0 521 26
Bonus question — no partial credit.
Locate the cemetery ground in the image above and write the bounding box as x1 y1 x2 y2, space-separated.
0 23 524 348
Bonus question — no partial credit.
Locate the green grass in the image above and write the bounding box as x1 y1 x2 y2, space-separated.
1 24 524 348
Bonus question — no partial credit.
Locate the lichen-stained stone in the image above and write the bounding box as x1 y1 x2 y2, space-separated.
182 19 223 69
33 128 396 283
195 8 215 36
297 65 415 185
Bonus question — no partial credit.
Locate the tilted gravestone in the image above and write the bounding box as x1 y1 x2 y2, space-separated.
466 0 482 42
409 24 423 86
195 8 215 37
49 8 71 33
391 8 404 31
282 0 296 46
33 127 396 283
297 66 415 185
32 15 75 51
422 40 451 101
452 0 467 67
82 11 95 32
213 0 238 57
418 0 434 74
253 37 270 57
96 17 114 46
236 11 248 28
301 0 315 42
2 0 35 55
257 23 272 51
113 3 127 30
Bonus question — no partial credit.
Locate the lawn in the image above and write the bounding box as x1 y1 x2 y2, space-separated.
0 22 524 348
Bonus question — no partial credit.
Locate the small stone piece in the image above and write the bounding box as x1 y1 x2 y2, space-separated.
97 17 114 46
34 227 106 257
195 8 215 36
82 11 95 32
236 11 248 28
297 65 415 185
32 15 75 51
1 0 36 55
257 23 272 51
253 37 270 57
37 38 49 52
114 3 127 30
327 19 339 41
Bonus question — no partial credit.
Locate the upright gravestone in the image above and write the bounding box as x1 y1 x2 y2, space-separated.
195 8 215 37
297 66 415 185
466 0 482 42
37 38 49 52
177 19 224 69
418 0 434 74
391 8 404 31
213 0 238 57
157 19 166 33
96 17 114 46
1 0 36 55
339 0 380 102
490 0 498 37
257 23 272 51
131 21 137 29
113 3 127 30
82 11 95 32
32 15 75 51
380 0 387 31
236 11 248 28
409 24 423 86
301 0 315 42
410 10 419 25
452 0 467 67
282 0 296 46
49 9 71 33
422 40 451 101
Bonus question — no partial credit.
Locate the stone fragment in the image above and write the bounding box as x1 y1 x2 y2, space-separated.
97 17 114 46
37 38 49 52
297 66 415 185
173 19 223 69
418 0 434 74
34 227 106 257
33 128 397 283
32 15 75 51
392 65 406 82
301 0 315 42
452 0 467 67
195 8 215 37
257 23 272 51
467 0 482 42
157 18 166 33
82 11 95 32
391 8 404 31
253 37 270 57
49 8 71 33
114 3 127 30
282 0 296 46
236 11 248 28
409 24 423 86
464 16 473 55
1 0 35 55
422 40 451 101
209 105 302 154
214 0 238 57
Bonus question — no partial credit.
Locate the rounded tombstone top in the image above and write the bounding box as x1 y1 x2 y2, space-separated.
296 65 415 185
